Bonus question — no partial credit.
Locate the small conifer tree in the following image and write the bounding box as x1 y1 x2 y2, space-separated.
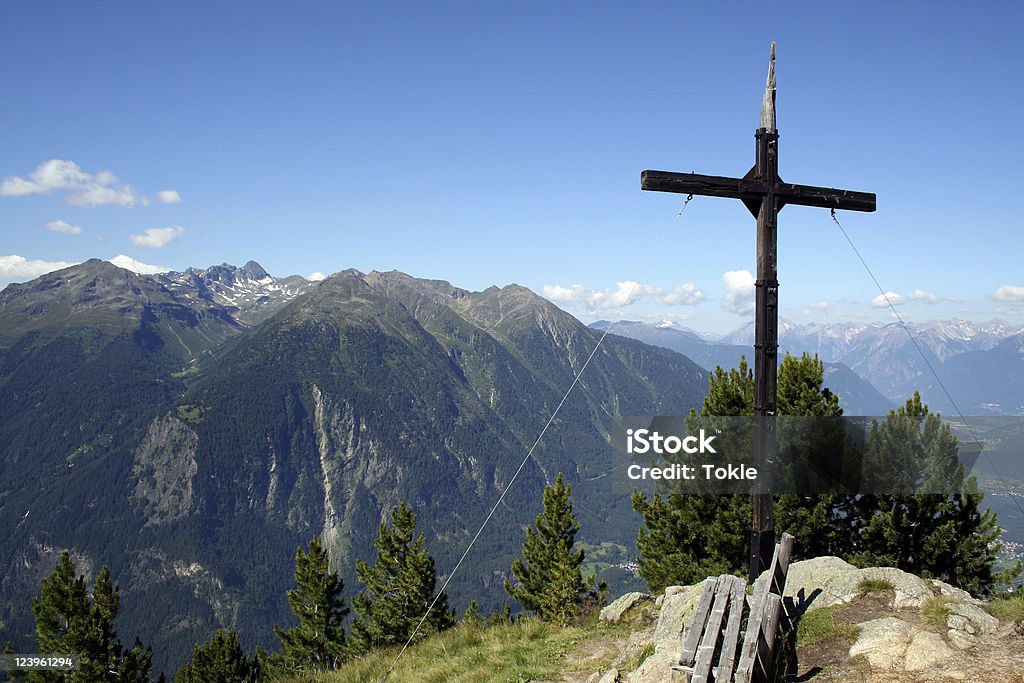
350 504 455 652
505 473 604 625
29 552 152 682
272 536 349 672
175 629 258 683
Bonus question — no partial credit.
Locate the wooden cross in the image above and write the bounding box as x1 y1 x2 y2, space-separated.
641 42 876 581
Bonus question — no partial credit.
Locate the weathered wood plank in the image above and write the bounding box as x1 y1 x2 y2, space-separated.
734 576 769 683
777 182 876 212
640 171 875 213
641 170 764 200
752 593 783 683
767 532 795 597
716 576 748 682
692 576 735 682
678 577 718 667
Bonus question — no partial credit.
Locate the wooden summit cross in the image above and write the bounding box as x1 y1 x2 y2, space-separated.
641 42 876 581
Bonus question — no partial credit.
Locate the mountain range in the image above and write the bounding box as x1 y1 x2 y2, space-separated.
2 259 1021 676
593 319 1024 417
0 260 705 675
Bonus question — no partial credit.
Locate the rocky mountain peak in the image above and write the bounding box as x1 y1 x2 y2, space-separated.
161 260 316 325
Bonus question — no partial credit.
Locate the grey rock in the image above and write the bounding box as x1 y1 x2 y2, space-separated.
849 616 915 669
600 592 652 623
947 629 975 650
813 566 935 611
653 580 711 641
625 639 687 683
929 579 983 606
656 585 688 607
946 614 975 635
776 556 857 610
948 602 999 635
904 630 954 671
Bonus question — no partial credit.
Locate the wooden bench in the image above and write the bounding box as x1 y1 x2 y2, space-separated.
673 533 794 683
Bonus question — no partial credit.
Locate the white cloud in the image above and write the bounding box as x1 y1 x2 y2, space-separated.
0 160 90 195
663 283 706 305
541 280 705 311
107 255 169 274
307 271 327 281
0 255 78 280
44 219 82 235
129 226 185 248
0 159 146 207
68 185 146 207
906 288 939 303
722 269 754 315
991 284 1024 302
157 189 183 204
871 291 904 307
605 281 660 308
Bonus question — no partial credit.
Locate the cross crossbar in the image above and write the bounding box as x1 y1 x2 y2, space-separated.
640 170 876 213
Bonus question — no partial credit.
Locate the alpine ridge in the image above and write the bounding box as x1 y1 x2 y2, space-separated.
0 260 706 676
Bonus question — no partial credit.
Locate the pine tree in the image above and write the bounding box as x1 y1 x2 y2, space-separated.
633 354 1013 597
634 354 841 588
175 630 258 683
28 552 152 683
462 601 482 627
844 394 1009 595
272 536 348 672
32 552 90 666
350 504 455 652
504 473 605 625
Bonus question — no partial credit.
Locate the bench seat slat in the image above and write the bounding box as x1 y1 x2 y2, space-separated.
678 577 718 667
691 576 737 682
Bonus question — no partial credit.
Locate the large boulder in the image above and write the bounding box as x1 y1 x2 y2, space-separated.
776 556 857 609
903 629 955 671
810 566 936 611
849 616 955 673
625 639 688 683
947 602 999 636
849 616 916 669
600 592 651 623
653 579 711 641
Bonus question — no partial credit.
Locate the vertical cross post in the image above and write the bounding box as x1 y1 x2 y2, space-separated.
640 42 875 583
751 124 779 580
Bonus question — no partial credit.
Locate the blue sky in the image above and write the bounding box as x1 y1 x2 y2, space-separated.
2 2 1022 334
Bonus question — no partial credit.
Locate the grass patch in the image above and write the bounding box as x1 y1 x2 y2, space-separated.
310 619 599 683
796 605 860 648
857 578 894 596
921 595 953 626
176 404 205 424
986 593 1024 635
